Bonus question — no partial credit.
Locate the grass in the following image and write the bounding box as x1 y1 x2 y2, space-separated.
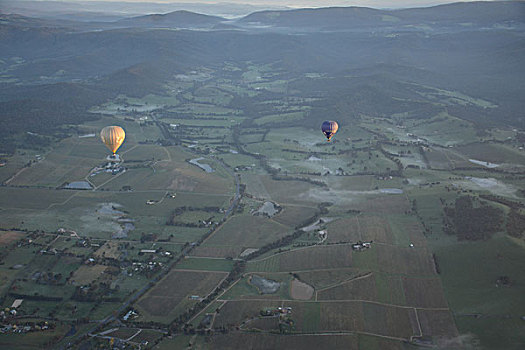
363 302 414 339
296 302 321 332
3 61 523 349
458 142 525 165
207 332 359 350
317 273 377 301
0 323 70 349
455 316 525 350
435 235 525 315
135 270 227 323
154 335 194 350
428 234 525 349
254 111 306 126
0 187 73 210
202 214 292 251
175 258 234 272
248 245 354 273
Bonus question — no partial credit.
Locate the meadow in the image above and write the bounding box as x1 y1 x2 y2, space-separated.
1 54 524 350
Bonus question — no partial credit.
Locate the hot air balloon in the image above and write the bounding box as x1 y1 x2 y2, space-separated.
321 121 338 141
100 126 125 155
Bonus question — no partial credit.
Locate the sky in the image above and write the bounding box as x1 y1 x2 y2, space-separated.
45 0 498 10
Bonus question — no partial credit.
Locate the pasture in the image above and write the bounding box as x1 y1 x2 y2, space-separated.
272 205 318 228
135 270 227 323
247 245 353 272
0 323 70 350
1 53 519 350
221 273 292 300
175 258 234 272
207 333 360 350
457 142 525 165
214 299 419 339
196 214 292 258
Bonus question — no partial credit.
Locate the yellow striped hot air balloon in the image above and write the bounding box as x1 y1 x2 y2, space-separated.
100 126 125 155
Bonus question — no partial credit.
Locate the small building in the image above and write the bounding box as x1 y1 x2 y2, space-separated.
123 310 138 321
352 241 373 251
140 249 157 254
11 299 23 309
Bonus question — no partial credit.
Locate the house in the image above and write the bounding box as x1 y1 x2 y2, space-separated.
11 299 23 309
122 310 138 321
352 241 373 251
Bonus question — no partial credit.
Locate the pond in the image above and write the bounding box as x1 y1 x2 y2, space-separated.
250 275 280 294
189 157 214 172
64 181 93 190
469 159 499 168
254 201 279 217
379 188 403 194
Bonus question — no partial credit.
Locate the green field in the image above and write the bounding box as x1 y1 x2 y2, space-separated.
1 54 524 350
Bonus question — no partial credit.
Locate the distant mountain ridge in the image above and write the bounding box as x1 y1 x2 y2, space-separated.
2 1 524 32
1 0 524 149
117 10 225 28
238 1 525 30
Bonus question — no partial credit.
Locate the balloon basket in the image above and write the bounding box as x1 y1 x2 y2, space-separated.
107 154 121 162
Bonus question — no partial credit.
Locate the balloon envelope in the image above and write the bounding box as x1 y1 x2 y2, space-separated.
100 126 125 154
321 121 338 141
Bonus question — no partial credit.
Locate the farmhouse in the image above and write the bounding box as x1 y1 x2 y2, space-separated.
122 309 138 321
11 299 23 309
140 249 157 254
352 241 373 251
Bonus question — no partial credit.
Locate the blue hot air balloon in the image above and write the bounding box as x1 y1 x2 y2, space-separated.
321 121 339 141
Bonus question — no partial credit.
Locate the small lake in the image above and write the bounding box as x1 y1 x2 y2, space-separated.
379 188 403 194
113 222 135 239
64 181 93 190
189 157 214 172
300 217 335 232
255 201 279 217
250 275 280 294
469 159 499 168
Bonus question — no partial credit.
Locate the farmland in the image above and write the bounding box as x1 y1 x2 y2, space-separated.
135 270 228 323
1 4 525 348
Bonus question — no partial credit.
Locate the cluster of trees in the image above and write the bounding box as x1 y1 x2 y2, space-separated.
506 209 525 239
0 83 106 154
245 230 305 260
72 282 118 302
169 260 246 332
35 271 64 286
8 292 62 302
166 206 221 226
443 196 504 240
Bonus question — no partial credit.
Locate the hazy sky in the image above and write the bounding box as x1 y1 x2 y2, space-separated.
54 0 498 10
